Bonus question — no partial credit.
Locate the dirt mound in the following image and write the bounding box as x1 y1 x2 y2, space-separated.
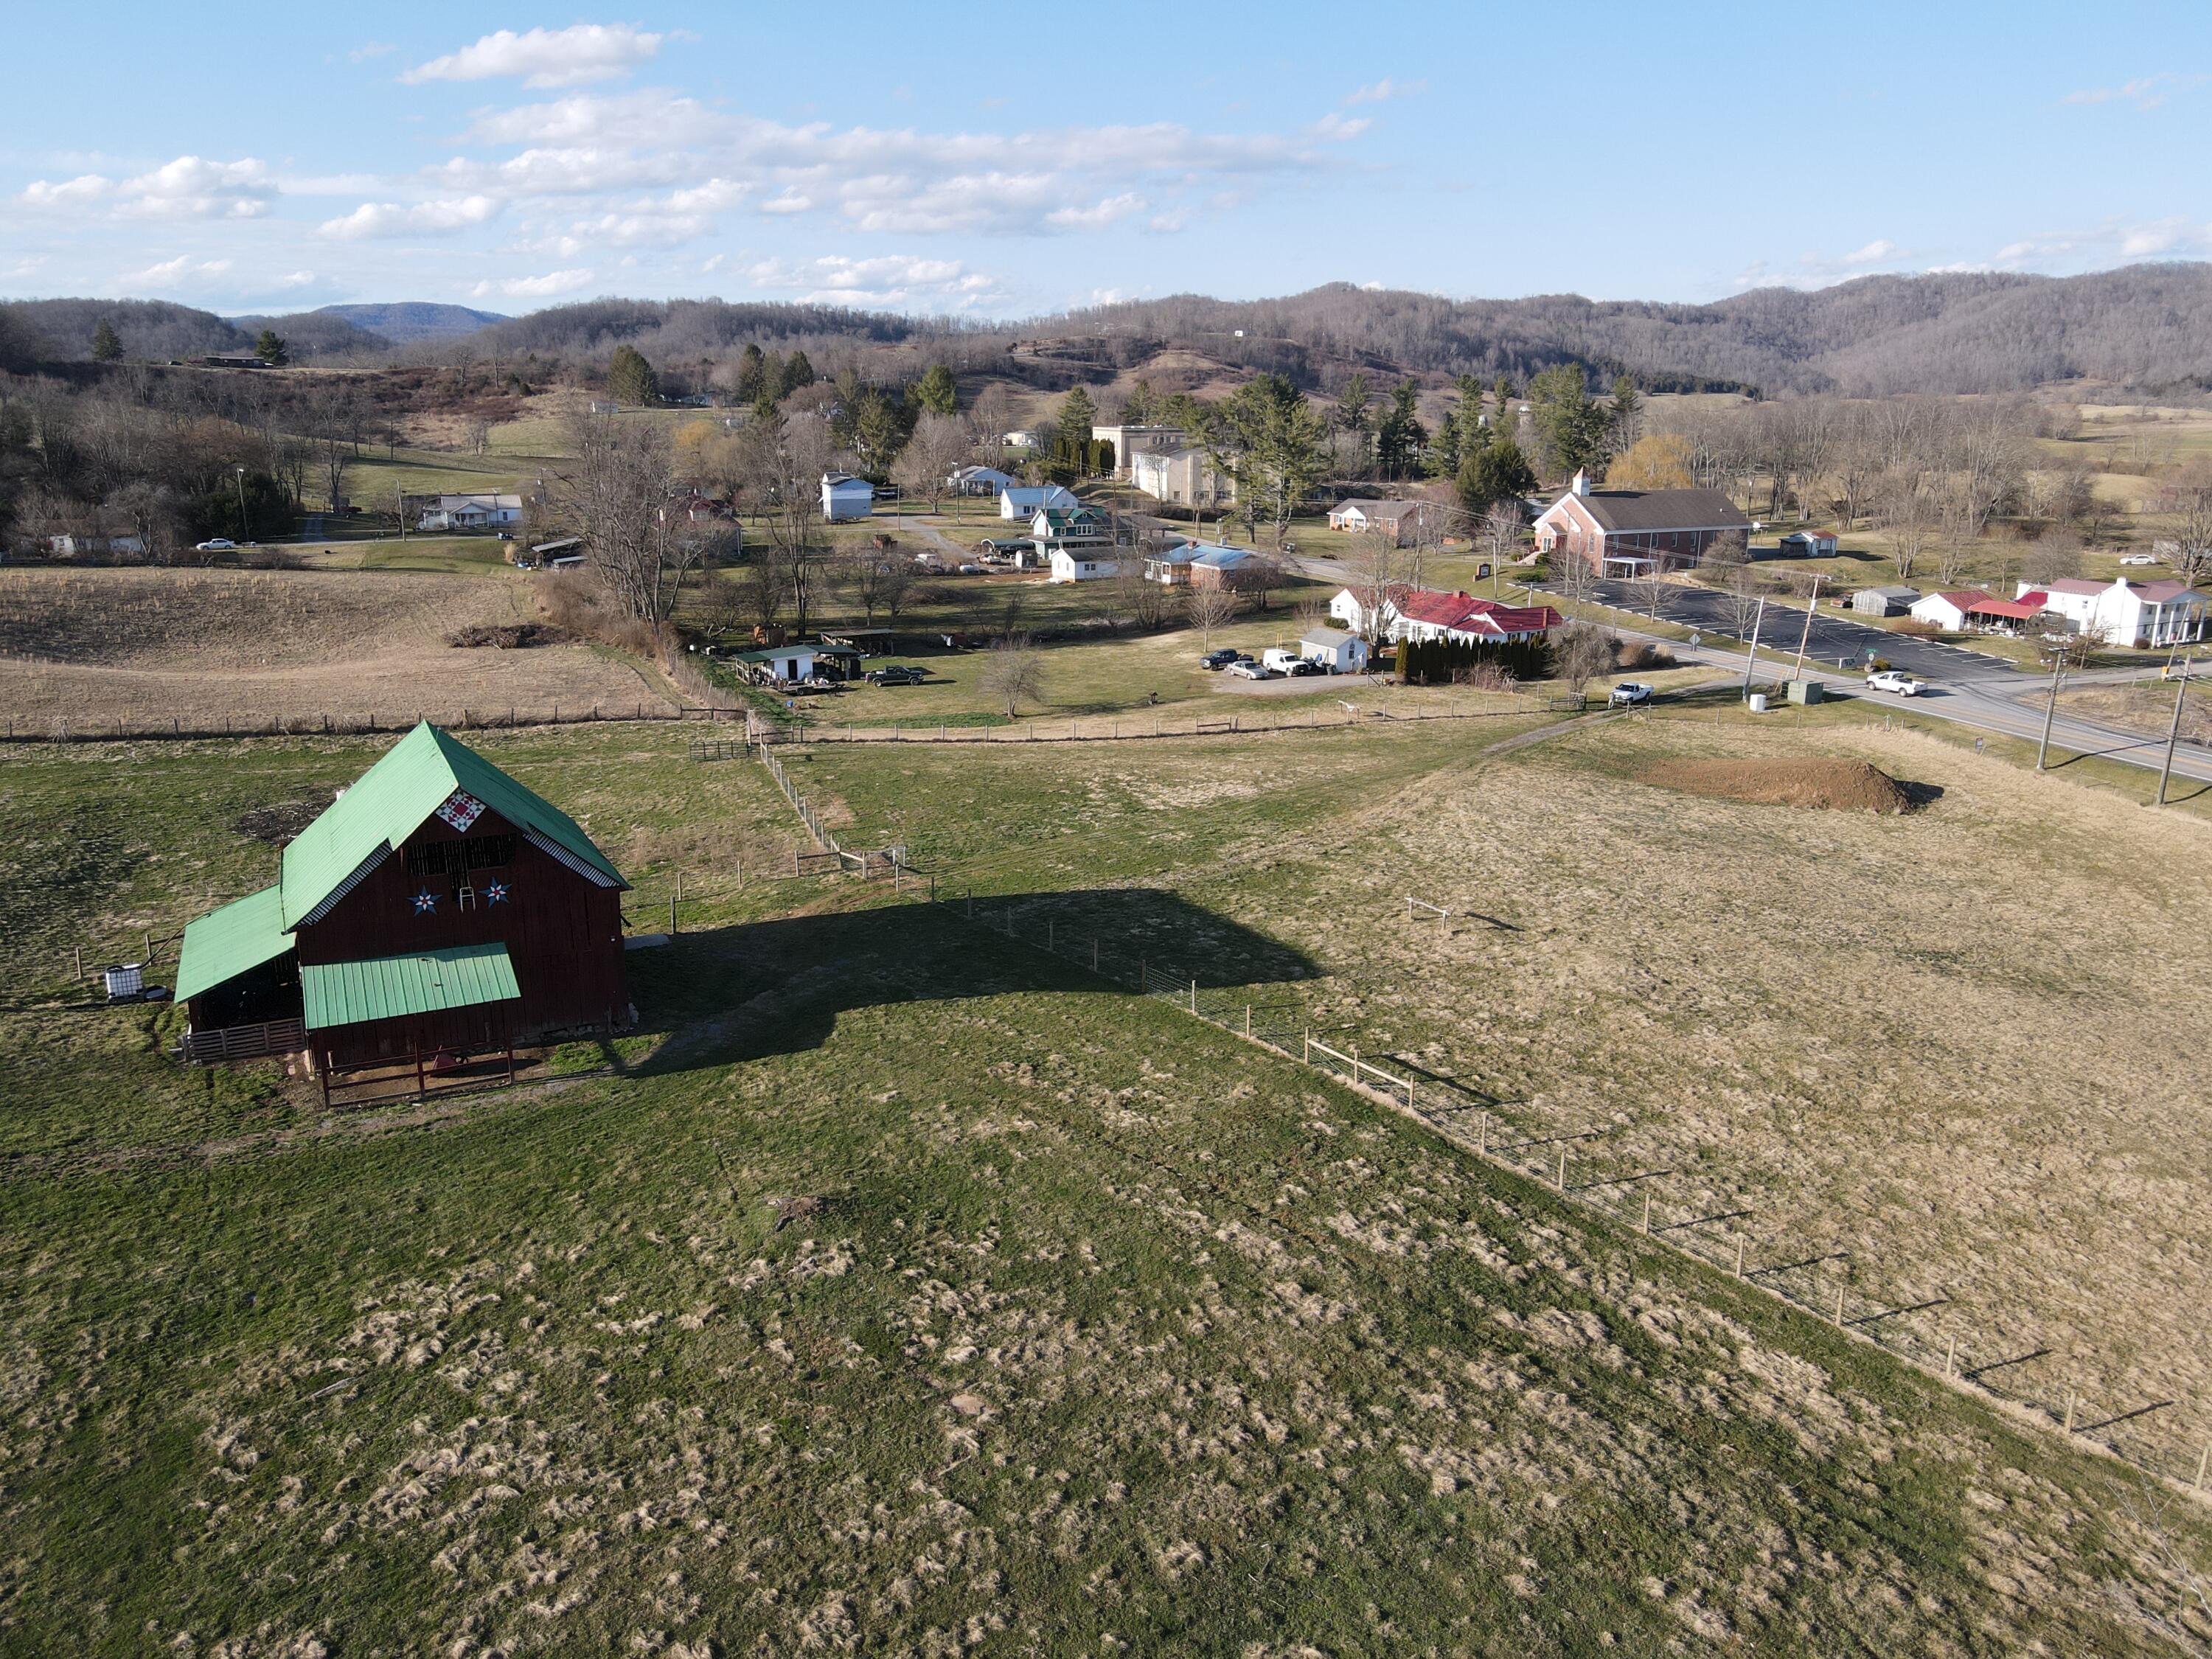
1638 757 1916 813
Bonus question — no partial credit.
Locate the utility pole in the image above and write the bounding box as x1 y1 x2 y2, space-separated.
2036 654 2065 771
1791 574 1823 681
397 483 406 542
1739 597 1767 701
2157 651 2195 807
233 466 248 540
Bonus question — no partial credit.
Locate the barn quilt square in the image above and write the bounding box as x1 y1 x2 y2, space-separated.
437 790 487 832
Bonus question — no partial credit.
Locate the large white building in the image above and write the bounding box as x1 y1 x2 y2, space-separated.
2022 577 2208 647
1131 446 1233 508
1090 423 1188 479
415 493 524 532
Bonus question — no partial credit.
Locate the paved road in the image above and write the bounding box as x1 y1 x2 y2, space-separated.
1290 557 2212 789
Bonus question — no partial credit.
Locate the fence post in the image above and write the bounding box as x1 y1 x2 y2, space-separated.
1834 1284 1846 1326
669 894 678 936
1477 1111 1487 1154
2063 1393 2077 1433
1245 1004 1251 1040
1556 1148 1568 1190
1092 939 1099 971
2196 1440 2209 1492
1189 978 1197 1015
1303 1028 1310 1065
1641 1192 1652 1234
1734 1235 1746 1278
1944 1333 1956 1378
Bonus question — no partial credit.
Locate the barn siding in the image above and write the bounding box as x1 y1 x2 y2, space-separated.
294 803 627 1055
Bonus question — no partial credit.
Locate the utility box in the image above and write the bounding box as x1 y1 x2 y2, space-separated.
1787 679 1824 706
104 962 144 1001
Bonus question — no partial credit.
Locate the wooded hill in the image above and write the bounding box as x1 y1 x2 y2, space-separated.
9 262 2212 397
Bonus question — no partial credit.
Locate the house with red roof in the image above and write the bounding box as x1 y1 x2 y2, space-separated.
1329 585 1561 646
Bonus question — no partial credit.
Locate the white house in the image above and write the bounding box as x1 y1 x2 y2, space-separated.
1300 627 1368 673
1328 585 1405 636
821 473 874 522
948 465 1015 495
2023 577 2209 647
416 493 523 532
1778 529 1839 557
1910 589 1989 631
1327 499 1430 545
1326 584 1559 644
1131 445 1234 507
1003 430 1042 451
1048 548 1121 582
1000 484 1077 520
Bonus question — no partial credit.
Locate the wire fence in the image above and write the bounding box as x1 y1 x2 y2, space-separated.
0 701 752 745
933 882 2211 1506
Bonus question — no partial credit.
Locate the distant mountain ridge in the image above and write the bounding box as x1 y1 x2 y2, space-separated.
6 265 2212 394
305 302 508 344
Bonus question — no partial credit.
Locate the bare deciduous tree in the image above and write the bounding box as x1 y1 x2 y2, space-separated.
1480 501 1522 572
2154 462 2212 588
549 411 703 636
1874 467 1941 581
1186 582 1239 647
892 412 969 515
979 636 1046 720
1555 621 1615 704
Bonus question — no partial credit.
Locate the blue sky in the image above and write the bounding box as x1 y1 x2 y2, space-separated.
4 2 2208 318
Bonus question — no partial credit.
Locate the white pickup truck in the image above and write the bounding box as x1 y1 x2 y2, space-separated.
1865 669 1924 697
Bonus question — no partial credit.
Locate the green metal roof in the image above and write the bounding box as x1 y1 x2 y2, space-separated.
300 942 521 1032
174 885 293 1004
278 722 625 928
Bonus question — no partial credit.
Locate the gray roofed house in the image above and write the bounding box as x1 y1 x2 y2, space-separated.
1532 471 1753 574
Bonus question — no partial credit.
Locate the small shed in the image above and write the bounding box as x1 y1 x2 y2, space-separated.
727 642 864 684
1301 627 1368 673
821 473 874 522
1778 530 1839 557
1853 585 1921 617
1910 590 1986 630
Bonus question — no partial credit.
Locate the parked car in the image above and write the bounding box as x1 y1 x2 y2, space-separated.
956 563 984 575
1866 669 1924 696
865 665 926 686
1287 660 1326 677
1226 660 1277 680
1608 681 1653 706
1200 648 1242 671
195 538 237 552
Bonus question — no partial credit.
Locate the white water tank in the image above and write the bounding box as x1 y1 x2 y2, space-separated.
1747 692 1770 714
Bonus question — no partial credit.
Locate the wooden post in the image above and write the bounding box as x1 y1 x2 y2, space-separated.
1404 1077 1413 1110
1478 1111 1487 1154
1303 1028 1310 1065
2063 1392 2077 1433
73 945 82 981
2195 1440 2209 1492
1189 978 1197 1014
1556 1147 1568 1191
1092 939 1099 971
669 894 678 935
1944 1333 1956 1378
414 1043 427 1102
1641 1192 1652 1234
1245 1004 1252 1039
1733 1236 1746 1278
1834 1283 1846 1326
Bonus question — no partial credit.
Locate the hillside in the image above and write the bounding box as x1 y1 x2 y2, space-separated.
308 302 507 344
0 297 388 363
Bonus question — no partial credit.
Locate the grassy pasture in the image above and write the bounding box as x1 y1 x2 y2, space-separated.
0 726 2206 1652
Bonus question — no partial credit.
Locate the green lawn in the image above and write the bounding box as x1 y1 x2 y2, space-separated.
0 726 2204 1654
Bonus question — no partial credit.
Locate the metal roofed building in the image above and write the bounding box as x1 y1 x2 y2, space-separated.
174 722 630 1071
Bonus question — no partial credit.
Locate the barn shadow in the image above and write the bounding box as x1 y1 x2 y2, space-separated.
620 888 1318 1076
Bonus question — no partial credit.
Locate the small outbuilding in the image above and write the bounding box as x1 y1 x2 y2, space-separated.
1300 627 1368 673
1778 529 1839 557
1910 589 1988 630
1853 585 1922 617
821 474 875 522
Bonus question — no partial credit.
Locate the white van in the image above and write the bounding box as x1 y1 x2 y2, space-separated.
1262 647 1301 672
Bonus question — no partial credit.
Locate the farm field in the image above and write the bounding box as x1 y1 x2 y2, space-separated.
791 709 2212 1480
0 725 2206 1653
0 568 668 732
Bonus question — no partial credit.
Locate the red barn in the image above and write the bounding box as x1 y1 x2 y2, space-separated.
175 723 630 1071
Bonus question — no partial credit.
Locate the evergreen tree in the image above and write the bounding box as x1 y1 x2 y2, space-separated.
1526 363 1608 478
1203 373 1329 550
779 349 816 394
607 344 659 406
1430 409 1463 479
1124 377 1155 425
1374 383 1427 479
1057 386 1100 474
91 319 123 363
1335 372 1374 469
1609 374 1643 448
914 363 958 416
734 344 768 404
253 329 289 366
1456 438 1537 512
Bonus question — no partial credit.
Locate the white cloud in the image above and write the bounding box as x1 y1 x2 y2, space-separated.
21 156 274 220
1344 77 1427 105
760 190 812 215
1044 192 1145 230
405 25 665 88
739 253 1005 310
1841 238 1899 265
114 254 234 291
349 41 394 62
471 268 594 298
2062 73 2206 111
1308 113 1371 141
318 195 502 239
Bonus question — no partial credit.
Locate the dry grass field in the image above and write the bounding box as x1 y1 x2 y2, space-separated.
0 568 669 731
797 712 2212 1484
0 725 2207 1652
